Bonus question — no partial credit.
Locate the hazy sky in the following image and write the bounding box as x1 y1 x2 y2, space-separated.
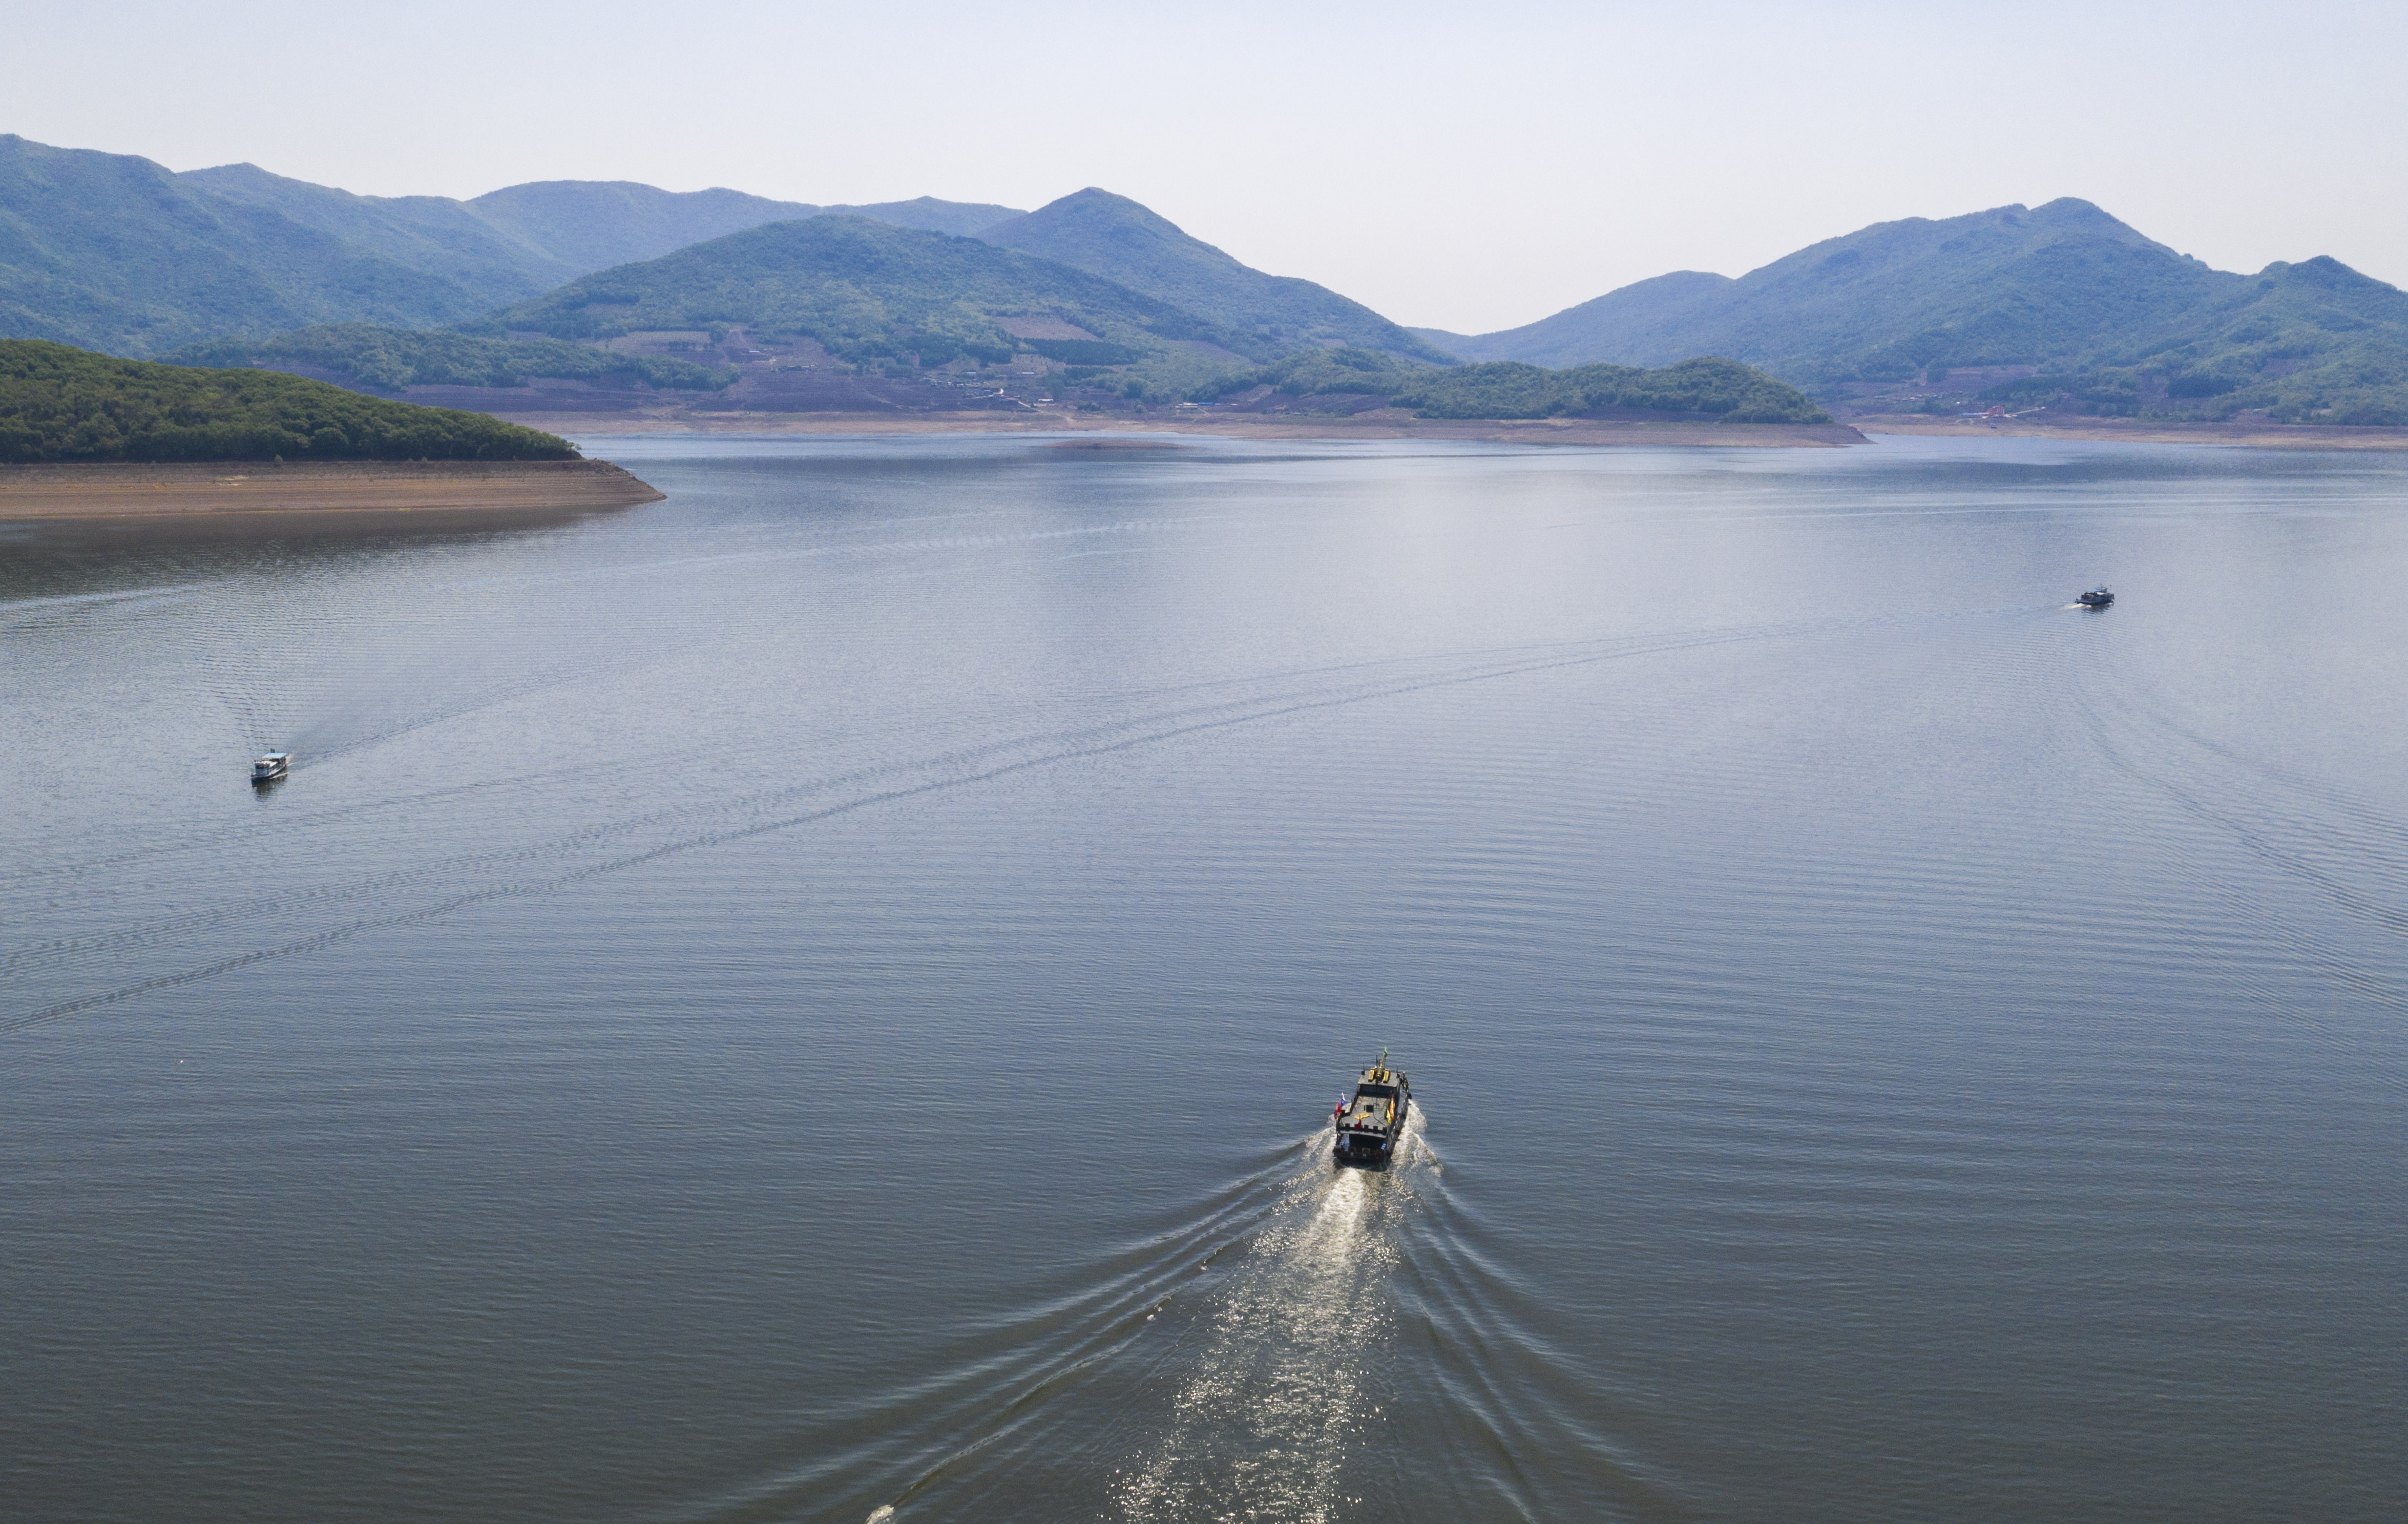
15 1 2405 332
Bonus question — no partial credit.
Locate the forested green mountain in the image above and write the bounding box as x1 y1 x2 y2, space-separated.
185 171 1028 304
977 190 1451 362
1424 198 2408 420
1 135 504 357
34 130 2391 426
10 134 1438 379
451 181 820 276
169 324 734 394
178 162 578 305
1433 201 2236 381
0 338 574 462
1198 347 1826 422
460 183 1023 275
0 134 1027 358
1409 271 1733 367
1984 255 2408 424
480 214 1254 366
820 196 1027 239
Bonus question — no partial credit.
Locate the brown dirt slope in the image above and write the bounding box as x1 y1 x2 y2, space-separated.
0 458 664 521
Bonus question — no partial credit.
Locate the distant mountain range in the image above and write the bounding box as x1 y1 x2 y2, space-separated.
0 134 1023 357
456 181 1022 278
1417 199 2408 423
0 133 1438 382
480 213 1257 370
9 127 2404 426
1414 201 2227 377
471 188 1456 381
980 190 1451 363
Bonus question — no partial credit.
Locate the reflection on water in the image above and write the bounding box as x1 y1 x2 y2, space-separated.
4 434 2406 1524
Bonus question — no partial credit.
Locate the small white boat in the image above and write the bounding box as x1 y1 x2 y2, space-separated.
251 752 289 784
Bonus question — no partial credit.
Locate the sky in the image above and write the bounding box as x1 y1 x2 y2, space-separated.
13 0 2406 333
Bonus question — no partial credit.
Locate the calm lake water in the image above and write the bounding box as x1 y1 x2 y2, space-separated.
5 433 2405 1523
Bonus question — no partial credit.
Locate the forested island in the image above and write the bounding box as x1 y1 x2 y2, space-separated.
0 340 580 463
1200 350 1830 423
0 340 663 525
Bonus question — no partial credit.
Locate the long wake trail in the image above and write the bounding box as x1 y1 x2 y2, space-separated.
1115 1115 1435 1524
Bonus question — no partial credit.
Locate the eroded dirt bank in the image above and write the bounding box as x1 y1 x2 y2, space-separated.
0 459 665 524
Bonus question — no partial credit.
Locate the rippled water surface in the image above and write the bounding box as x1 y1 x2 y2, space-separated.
6 434 2406 1522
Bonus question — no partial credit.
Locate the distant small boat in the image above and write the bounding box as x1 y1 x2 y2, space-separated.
2077 586 2114 608
252 751 289 784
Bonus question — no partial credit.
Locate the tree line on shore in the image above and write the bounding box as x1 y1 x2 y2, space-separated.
0 341 577 464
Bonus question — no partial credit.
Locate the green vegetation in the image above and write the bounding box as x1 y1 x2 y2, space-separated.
1396 358 1829 422
829 195 1026 238
463 183 1021 276
1978 257 2408 425
1023 338 1144 366
53 127 2401 429
1193 348 1827 423
1441 201 2236 383
1193 346 1429 399
0 340 578 463
1441 199 2408 425
1083 345 1273 404
452 180 822 280
1 134 506 358
2 133 1028 360
479 215 1251 368
169 324 735 393
175 162 577 307
978 190 1453 363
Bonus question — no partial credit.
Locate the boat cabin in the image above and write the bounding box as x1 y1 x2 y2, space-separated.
252 752 289 783
1333 1054 1411 1165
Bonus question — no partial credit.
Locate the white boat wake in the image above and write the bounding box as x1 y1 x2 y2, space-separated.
1116 1114 1435 1523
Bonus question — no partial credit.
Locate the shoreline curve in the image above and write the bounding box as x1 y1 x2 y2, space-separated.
0 458 666 525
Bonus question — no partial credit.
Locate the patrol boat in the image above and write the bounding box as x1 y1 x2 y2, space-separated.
2077 586 2114 608
251 751 289 784
1332 1050 1411 1166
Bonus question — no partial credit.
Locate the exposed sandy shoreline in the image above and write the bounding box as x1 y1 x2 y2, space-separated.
1852 416 2408 450
506 406 1871 449
0 458 666 524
